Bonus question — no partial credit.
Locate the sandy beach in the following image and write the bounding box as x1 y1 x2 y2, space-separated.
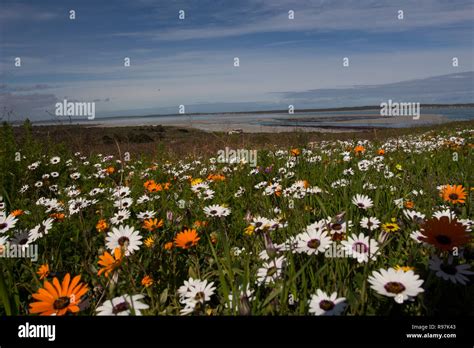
90 113 448 133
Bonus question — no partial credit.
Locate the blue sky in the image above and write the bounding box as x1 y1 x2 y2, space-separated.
1 0 473 120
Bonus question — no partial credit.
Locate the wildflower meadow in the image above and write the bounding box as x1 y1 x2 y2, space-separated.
0 122 473 316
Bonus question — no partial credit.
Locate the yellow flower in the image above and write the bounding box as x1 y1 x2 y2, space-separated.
394 265 415 272
244 225 255 236
144 236 155 248
382 222 400 233
191 178 203 186
395 164 403 171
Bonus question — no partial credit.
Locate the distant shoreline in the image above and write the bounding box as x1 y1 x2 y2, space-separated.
6 103 474 125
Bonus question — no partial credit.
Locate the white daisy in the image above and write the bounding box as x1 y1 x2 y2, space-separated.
112 186 131 199
294 227 332 255
403 209 426 223
110 209 131 225
136 210 156 220
352 194 374 210
28 218 54 242
410 230 428 245
368 268 424 304
0 213 18 234
360 216 380 231
96 294 149 316
89 188 104 196
429 255 474 285
178 278 216 315
341 233 379 263
256 256 286 285
308 289 346 316
105 225 142 256
203 204 231 217
50 156 61 164
69 172 81 180
113 197 133 209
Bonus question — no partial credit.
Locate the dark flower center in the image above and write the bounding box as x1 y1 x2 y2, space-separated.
194 291 205 302
319 300 335 311
53 296 71 310
0 223 7 229
210 210 217 214
449 193 459 200
352 242 368 253
331 232 345 241
184 241 194 248
435 234 451 245
439 263 457 275
307 239 320 249
112 301 130 314
331 223 342 231
118 236 130 246
267 266 277 277
384 282 406 294
357 203 365 208
19 238 28 245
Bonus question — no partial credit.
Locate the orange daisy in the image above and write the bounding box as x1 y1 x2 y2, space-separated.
148 183 163 192
144 179 156 190
174 229 200 249
143 218 163 231
193 220 208 229
354 145 366 155
37 264 50 280
420 217 471 251
98 247 123 277
96 219 108 233
11 209 24 217
29 274 88 316
290 148 301 157
141 275 154 288
164 241 173 250
207 174 225 182
50 212 65 221
440 185 467 204
377 149 385 156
